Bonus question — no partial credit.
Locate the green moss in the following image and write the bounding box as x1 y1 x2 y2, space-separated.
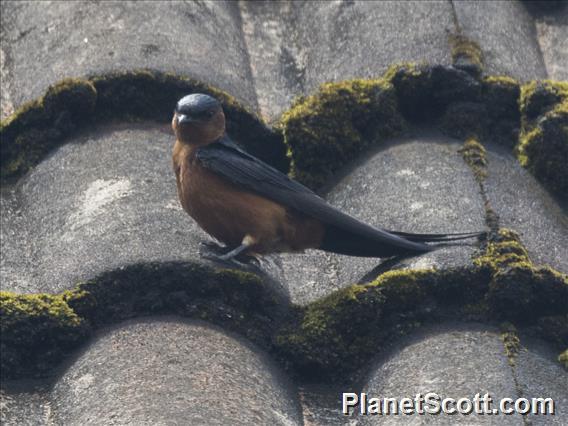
484 76 518 86
276 284 381 372
0 78 97 181
474 229 530 270
2 66 564 200
3 234 567 381
92 70 287 171
383 63 432 121
0 291 88 378
280 63 490 190
2 66 568 380
276 267 493 377
280 78 404 188
440 102 488 140
521 116 567 196
500 322 521 366
448 34 484 77
480 76 521 147
367 269 433 310
459 138 488 180
441 75 520 145
275 228 567 378
0 70 287 183
517 81 567 197
520 80 568 121
475 229 568 322
0 262 284 379
559 349 568 369
388 63 486 142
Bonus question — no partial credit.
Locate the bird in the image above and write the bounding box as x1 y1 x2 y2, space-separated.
172 93 485 264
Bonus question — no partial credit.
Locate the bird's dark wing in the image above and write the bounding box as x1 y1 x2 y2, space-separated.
196 137 431 256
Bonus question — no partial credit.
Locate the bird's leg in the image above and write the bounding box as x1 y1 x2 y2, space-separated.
217 243 250 261
218 235 255 261
197 235 258 267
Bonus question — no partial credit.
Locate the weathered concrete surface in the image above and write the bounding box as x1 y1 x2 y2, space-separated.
2 0 563 122
453 1 547 80
484 143 567 273
240 0 454 119
279 133 486 305
535 7 568 80
0 0 258 116
0 381 49 426
357 323 523 425
0 124 211 293
514 337 568 424
239 1 306 122
51 317 303 425
297 1 454 95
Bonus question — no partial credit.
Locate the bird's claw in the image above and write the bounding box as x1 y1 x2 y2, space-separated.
200 244 261 270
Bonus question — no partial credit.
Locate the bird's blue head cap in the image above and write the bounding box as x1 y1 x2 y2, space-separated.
175 94 221 123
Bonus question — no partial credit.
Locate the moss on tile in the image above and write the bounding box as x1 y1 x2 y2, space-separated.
500 322 520 366
280 78 405 189
440 75 520 145
2 230 567 381
475 229 568 323
279 63 488 190
484 75 518 86
517 81 567 197
276 266 493 377
480 76 521 147
0 262 284 379
440 101 488 140
2 65 568 380
275 269 433 375
0 78 97 181
3 65 563 198
389 63 482 122
275 227 567 378
520 80 567 121
0 70 287 183
448 33 484 77
459 138 488 180
0 291 89 378
520 116 567 197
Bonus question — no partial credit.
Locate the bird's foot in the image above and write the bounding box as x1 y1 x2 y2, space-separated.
199 241 261 270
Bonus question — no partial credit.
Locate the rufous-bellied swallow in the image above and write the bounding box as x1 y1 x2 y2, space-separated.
172 93 484 263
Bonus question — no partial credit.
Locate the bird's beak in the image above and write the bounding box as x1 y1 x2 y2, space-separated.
177 114 194 125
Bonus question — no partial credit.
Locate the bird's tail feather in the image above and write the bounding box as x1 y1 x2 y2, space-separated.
387 230 486 242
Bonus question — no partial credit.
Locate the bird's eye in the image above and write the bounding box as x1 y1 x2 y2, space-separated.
206 110 215 118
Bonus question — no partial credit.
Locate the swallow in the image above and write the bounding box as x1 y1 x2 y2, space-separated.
172 93 484 263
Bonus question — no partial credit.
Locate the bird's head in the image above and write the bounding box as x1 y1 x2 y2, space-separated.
172 94 225 145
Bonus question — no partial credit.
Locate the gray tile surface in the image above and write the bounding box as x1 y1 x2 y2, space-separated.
453 1 547 80
535 6 568 80
0 0 258 116
0 123 210 293
240 1 454 119
484 143 567 273
358 323 524 425
50 317 303 425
